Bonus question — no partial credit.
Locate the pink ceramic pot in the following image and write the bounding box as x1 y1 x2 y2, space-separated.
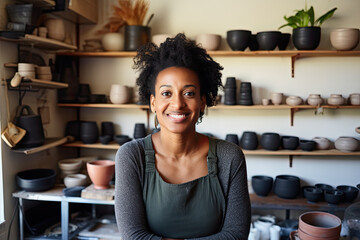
87 160 115 189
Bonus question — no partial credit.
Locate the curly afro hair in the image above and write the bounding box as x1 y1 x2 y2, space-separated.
133 33 223 109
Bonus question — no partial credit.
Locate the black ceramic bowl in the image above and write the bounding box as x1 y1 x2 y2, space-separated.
256 31 281 50
281 136 299 150
278 33 291 50
315 183 334 193
299 140 316 151
241 131 258 150
303 186 323 203
336 185 359 202
17 169 56 192
324 189 344 205
226 30 251 51
249 34 259 51
115 135 132 145
63 186 86 197
225 134 239 145
252 175 273 197
99 135 112 145
261 132 281 151
274 175 300 199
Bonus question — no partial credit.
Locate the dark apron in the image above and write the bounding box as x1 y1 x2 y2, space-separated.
143 135 226 239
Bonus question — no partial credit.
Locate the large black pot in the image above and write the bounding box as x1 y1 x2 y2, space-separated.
241 131 258 150
15 105 44 147
261 132 281 151
16 169 56 192
226 30 251 51
281 136 299 150
256 31 281 50
292 27 321 50
224 77 237 105
274 175 300 199
80 121 99 144
124 25 151 51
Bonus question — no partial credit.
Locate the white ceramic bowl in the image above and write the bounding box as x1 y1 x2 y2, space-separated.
335 136 359 152
64 173 88 188
312 137 331 150
152 34 174 47
195 33 222 51
286 96 303 106
102 33 124 51
18 63 35 72
58 158 83 171
270 93 283 105
330 28 359 51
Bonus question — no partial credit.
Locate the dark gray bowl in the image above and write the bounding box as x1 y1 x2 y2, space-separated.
17 169 56 192
299 140 316 151
261 132 281 151
324 189 344 205
256 31 281 50
274 175 300 199
303 186 323 203
336 185 359 202
252 175 273 197
115 135 132 145
226 30 251 51
281 136 299 150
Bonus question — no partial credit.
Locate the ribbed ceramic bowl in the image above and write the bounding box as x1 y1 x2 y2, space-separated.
195 33 221 50
330 28 359 51
17 169 56 192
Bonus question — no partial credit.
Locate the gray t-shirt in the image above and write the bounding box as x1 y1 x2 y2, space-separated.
115 136 251 240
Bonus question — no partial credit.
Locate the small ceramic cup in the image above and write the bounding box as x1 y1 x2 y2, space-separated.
262 99 270 105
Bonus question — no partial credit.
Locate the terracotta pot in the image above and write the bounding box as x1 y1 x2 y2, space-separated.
307 94 323 106
87 160 115 189
327 94 345 106
298 211 341 239
335 136 359 152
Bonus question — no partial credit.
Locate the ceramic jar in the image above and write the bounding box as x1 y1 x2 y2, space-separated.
110 84 130 104
44 18 65 41
312 137 331 150
286 96 303 106
307 94 323 106
349 93 360 105
335 137 359 152
327 94 345 106
270 93 283 105
102 33 124 51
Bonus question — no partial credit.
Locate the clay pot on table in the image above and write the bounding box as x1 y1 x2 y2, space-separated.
87 160 115 189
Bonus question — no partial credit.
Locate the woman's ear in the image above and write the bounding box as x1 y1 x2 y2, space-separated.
150 94 156 113
200 95 206 112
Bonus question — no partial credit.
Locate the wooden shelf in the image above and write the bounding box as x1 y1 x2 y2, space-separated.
62 141 120 150
250 193 352 213
22 78 68 88
57 103 149 109
243 148 360 156
0 34 77 51
12 137 70 155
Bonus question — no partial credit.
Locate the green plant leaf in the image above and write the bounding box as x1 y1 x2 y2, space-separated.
307 6 315 26
315 7 337 26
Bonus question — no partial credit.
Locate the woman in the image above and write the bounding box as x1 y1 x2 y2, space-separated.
115 33 251 240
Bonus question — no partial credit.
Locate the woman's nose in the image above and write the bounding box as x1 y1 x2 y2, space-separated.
172 94 185 108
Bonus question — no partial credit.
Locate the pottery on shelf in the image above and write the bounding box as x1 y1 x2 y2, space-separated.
224 77 237 105
274 175 300 199
195 33 221 51
124 25 151 51
299 140 316 151
87 160 115 189
226 30 251 51
349 93 360 105
102 32 124 51
261 132 281 151
330 28 359 51
312 137 331 150
256 31 281 50
225 134 239 145
133 123 147 139
270 93 283 105
248 34 259 51
101 122 114 139
239 82 253 106
251 175 273 197
336 185 359 202
285 96 303 106
110 84 130 104
44 18 65 41
292 27 321 50
281 136 299 150
327 94 345 106
99 135 112 145
278 33 291 50
306 94 323 106
324 189 344 205
64 173 88 188
334 136 359 152
303 186 323 203
240 131 258 150
80 121 99 144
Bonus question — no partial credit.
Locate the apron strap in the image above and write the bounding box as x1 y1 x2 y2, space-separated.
144 134 156 172
207 137 218 176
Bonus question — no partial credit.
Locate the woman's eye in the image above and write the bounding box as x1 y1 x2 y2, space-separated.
161 91 171 97
184 91 195 97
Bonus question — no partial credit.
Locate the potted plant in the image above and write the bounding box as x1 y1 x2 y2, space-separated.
98 0 152 51
279 4 337 50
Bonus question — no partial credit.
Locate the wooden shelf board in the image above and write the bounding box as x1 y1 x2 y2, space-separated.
243 149 360 156
12 137 70 155
0 34 77 51
62 141 120 149
56 50 360 58
250 193 352 212
57 103 149 109
211 104 360 110
21 78 68 89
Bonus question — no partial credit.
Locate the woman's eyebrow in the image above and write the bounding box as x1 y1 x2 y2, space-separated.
159 84 172 88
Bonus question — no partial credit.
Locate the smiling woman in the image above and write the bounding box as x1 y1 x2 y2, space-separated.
114 33 251 240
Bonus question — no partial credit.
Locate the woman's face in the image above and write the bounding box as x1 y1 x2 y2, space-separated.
150 67 205 134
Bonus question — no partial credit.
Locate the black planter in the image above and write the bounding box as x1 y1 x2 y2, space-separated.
299 140 316 151
281 136 299 150
225 134 239 145
124 25 151 51
249 34 259 51
256 31 281 50
239 82 253 106
241 131 258 150
226 30 251 51
252 175 273 197
261 132 281 151
324 189 343 205
134 123 147 139
101 121 114 140
274 175 300 199
80 121 99 144
278 33 291 50
292 27 321 50
16 169 56 192
336 185 359 202
65 120 81 140
115 135 132 145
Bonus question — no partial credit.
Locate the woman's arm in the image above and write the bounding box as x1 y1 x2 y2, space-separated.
115 141 162 240
190 145 251 240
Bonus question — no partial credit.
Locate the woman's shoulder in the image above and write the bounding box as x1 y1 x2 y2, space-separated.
115 137 146 164
210 137 246 169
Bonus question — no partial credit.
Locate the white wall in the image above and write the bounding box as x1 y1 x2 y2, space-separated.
78 0 360 187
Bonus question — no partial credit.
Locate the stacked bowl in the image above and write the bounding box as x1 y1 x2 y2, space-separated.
224 77 237 105
239 82 253 105
18 63 35 79
58 158 83 179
